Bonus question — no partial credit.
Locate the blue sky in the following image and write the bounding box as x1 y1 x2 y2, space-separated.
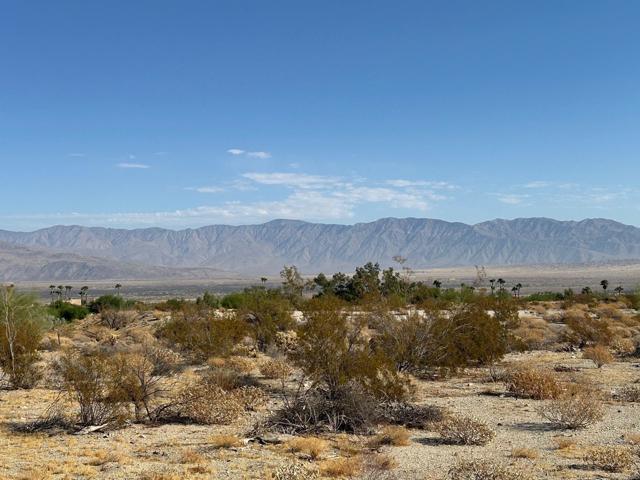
1 0 639 230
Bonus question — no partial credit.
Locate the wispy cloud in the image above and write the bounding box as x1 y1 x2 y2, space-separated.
387 179 458 189
116 163 150 169
227 148 272 159
227 148 245 155
186 186 224 193
494 193 530 205
242 172 341 189
247 151 271 159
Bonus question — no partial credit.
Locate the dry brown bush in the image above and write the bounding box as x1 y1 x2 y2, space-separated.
100 310 135 330
260 358 294 379
616 384 640 402
505 366 562 400
369 426 411 447
539 383 604 429
275 330 299 354
436 414 495 445
511 448 539 459
268 462 319 480
584 445 634 472
513 317 558 349
554 437 577 450
583 345 613 368
319 457 362 477
596 305 625 321
447 459 533 480
285 437 329 460
172 382 244 425
224 355 255 374
378 402 446 429
209 434 242 449
233 386 267 411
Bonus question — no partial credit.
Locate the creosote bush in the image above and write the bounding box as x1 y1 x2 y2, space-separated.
436 414 495 445
539 383 604 429
505 366 562 400
583 345 613 368
260 358 293 379
0 288 48 389
447 459 533 480
584 445 634 472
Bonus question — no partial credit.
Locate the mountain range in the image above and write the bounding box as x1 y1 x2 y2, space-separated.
1 217 640 281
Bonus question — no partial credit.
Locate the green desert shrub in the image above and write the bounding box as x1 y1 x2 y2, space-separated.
48 300 89 322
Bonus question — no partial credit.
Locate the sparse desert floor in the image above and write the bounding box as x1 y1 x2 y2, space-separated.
2 349 640 479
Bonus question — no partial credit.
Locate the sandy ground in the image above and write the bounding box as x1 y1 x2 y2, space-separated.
1 350 640 479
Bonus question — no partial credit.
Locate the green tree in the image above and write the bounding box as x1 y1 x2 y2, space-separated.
0 286 48 388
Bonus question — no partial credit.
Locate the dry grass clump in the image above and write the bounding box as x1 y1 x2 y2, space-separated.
513 317 558 349
369 426 411 447
178 449 206 464
538 383 604 429
624 432 640 445
224 355 256 374
610 336 636 356
173 383 244 424
511 448 539 459
285 436 329 460
553 437 577 451
505 366 562 400
319 456 363 477
268 462 319 480
260 358 294 379
584 445 634 472
436 414 495 446
447 459 533 480
583 345 613 368
209 434 242 449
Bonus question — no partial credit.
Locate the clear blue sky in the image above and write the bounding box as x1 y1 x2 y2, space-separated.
1 0 639 230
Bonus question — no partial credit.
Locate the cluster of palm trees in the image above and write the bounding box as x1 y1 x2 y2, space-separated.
47 283 123 305
431 278 523 297
48 285 89 304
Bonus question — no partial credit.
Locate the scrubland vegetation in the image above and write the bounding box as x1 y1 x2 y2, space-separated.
1 264 640 478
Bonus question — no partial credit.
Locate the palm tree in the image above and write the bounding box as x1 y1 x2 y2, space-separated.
515 282 523 298
497 278 506 293
260 277 267 284
511 286 518 297
115 283 122 296
64 286 72 300
600 279 609 297
48 285 56 304
489 279 496 295
432 279 442 289
582 286 592 295
57 285 64 301
79 286 89 305
614 285 624 297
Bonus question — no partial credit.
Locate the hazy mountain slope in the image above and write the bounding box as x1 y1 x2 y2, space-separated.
0 241 228 281
1 217 640 277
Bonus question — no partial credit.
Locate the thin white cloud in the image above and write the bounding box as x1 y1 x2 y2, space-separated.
387 179 458 190
523 181 552 189
186 186 225 193
242 172 341 189
247 151 271 159
227 148 245 155
494 194 530 205
117 163 150 169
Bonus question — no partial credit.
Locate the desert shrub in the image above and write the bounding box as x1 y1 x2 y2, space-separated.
264 382 379 434
319 457 362 477
583 345 613 368
275 330 298 354
584 445 634 472
48 300 89 321
157 312 248 361
610 337 636 356
204 366 248 391
268 462 319 480
89 295 133 313
511 448 539 459
209 434 242 449
56 351 129 426
171 382 244 425
224 355 255 374
505 366 562 400
377 402 445 429
539 384 604 429
233 386 268 411
260 358 293 379
0 288 48 389
447 459 532 480
293 295 409 402
238 288 295 351
616 384 640 402
285 437 329 460
436 414 495 445
369 426 411 447
512 317 558 350
564 314 612 346
100 309 134 329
